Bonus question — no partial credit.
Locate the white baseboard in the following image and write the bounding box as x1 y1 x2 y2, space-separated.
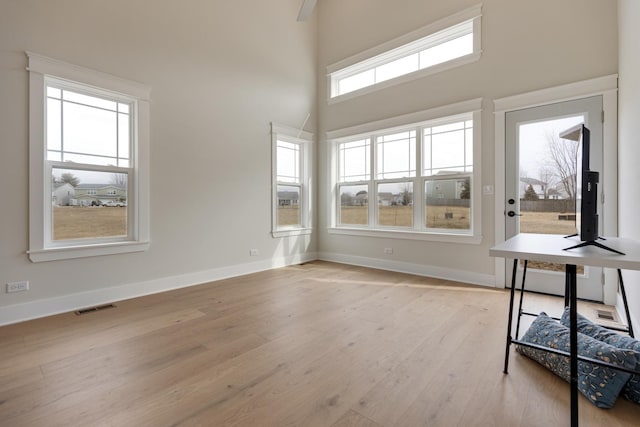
0 252 318 327
317 251 496 288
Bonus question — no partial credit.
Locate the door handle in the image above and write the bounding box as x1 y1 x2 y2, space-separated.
507 210 522 217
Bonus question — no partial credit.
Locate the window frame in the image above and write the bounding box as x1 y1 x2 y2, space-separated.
327 4 482 104
327 99 482 244
27 52 151 262
271 123 313 238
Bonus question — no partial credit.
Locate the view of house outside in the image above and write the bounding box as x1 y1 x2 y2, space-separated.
51 169 127 241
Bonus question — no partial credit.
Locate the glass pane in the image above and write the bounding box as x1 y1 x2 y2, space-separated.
419 33 473 69
376 131 416 179
277 140 300 183
465 128 473 170
339 184 368 225
339 139 370 182
118 113 130 161
277 185 301 227
47 87 61 99
377 182 413 227
63 102 118 160
47 150 62 162
518 116 585 273
47 98 62 151
425 178 471 230
432 121 465 134
51 168 128 241
63 153 120 167
118 103 130 114
63 90 118 111
338 69 375 95
375 53 419 83
423 132 432 174
430 129 465 171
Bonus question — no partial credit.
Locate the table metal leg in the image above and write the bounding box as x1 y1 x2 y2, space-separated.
515 260 528 340
564 267 570 307
504 258 519 374
618 269 635 338
567 264 578 427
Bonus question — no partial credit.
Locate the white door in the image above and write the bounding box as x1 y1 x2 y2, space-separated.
505 96 604 301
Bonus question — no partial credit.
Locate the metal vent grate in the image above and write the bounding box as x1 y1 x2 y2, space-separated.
75 303 116 315
595 309 617 322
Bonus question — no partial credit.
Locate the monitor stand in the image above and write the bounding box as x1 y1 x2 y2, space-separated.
563 239 625 255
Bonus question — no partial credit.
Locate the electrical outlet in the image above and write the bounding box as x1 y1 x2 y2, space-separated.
7 281 29 293
384 247 393 254
249 249 259 256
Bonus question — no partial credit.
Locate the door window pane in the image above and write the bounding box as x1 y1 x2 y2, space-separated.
517 115 584 272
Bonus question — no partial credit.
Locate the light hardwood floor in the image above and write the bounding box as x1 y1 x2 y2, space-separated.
0 261 638 426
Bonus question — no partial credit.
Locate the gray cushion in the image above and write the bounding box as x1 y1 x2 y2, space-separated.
560 307 640 405
517 312 637 408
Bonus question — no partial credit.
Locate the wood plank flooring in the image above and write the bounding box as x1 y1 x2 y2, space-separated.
0 261 638 426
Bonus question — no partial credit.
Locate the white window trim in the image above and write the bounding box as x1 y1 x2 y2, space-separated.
271 123 313 238
27 52 151 262
327 4 482 104
327 98 482 244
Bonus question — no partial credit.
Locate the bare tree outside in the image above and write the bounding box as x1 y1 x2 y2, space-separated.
537 165 557 199
545 130 578 200
111 173 127 188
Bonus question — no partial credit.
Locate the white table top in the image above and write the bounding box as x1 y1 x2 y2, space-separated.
490 233 640 271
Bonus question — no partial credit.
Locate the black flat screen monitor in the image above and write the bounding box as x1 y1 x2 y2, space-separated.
559 123 598 242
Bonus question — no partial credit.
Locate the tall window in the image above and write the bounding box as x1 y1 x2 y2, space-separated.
28 52 150 261
327 5 482 102
272 124 313 236
330 101 481 241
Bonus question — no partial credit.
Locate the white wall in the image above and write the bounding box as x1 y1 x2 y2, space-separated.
316 0 618 283
0 0 317 324
618 0 640 332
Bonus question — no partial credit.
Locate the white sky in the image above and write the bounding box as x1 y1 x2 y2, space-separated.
518 115 584 180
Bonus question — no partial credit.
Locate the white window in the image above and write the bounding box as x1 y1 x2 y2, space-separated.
328 99 482 243
327 5 482 102
271 123 313 237
28 52 150 262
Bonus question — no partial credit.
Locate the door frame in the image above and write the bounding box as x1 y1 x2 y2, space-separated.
493 75 619 304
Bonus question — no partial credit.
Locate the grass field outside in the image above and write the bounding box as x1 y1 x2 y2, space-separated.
53 206 127 240
339 205 470 229
277 206 300 227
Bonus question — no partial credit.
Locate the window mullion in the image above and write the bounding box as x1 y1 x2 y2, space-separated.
370 136 376 227
414 128 423 230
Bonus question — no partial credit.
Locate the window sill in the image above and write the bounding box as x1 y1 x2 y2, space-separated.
328 227 482 244
272 228 313 238
28 241 150 262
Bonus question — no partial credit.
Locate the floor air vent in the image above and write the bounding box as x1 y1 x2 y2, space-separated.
595 309 617 322
75 303 116 315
